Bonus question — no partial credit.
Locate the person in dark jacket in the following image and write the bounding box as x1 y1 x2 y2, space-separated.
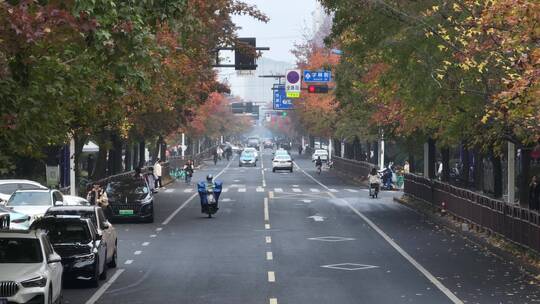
529 175 540 210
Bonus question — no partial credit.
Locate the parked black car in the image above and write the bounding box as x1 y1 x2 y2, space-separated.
105 176 154 223
30 215 108 287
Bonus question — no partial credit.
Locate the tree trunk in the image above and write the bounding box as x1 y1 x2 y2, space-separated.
427 138 436 179
473 149 483 191
462 145 470 187
138 140 146 168
519 148 531 207
74 134 86 194
112 134 123 174
132 142 139 170
94 146 108 180
124 141 132 172
441 146 450 182
493 154 503 198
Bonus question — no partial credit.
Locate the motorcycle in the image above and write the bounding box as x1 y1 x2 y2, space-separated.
197 181 223 218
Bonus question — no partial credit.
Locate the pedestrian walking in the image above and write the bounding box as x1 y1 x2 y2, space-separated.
403 161 410 174
154 160 163 188
87 183 112 219
298 145 303 155
146 167 157 193
184 160 194 184
529 175 540 210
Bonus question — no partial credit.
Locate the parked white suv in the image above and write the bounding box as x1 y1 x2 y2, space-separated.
0 229 63 304
6 189 64 223
0 180 46 205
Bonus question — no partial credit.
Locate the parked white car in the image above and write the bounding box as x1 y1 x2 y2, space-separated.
0 180 46 205
6 189 64 223
0 229 63 304
312 149 329 162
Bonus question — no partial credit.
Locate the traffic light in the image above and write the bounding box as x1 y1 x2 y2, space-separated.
307 85 329 94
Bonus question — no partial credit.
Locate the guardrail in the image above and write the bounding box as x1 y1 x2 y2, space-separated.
332 156 376 179
0 213 9 229
168 147 216 170
404 174 540 253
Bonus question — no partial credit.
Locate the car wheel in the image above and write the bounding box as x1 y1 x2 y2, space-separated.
272 168 276 173
290 168 293 173
100 253 108 280
108 244 118 268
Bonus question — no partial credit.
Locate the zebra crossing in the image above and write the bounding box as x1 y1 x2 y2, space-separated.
162 186 357 194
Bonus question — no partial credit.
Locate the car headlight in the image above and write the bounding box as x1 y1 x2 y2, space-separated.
74 253 95 262
21 276 47 288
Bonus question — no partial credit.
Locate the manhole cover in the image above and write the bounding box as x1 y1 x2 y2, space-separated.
321 263 378 271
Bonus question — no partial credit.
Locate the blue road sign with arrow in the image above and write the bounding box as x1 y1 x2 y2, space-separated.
303 70 331 82
273 85 293 110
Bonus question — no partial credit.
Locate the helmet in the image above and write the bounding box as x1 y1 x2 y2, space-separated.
206 174 213 182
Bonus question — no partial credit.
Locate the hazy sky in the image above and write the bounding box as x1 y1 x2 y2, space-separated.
231 0 321 64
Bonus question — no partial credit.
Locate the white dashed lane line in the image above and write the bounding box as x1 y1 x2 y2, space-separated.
134 251 142 255
266 236 272 244
142 242 150 246
266 252 273 261
270 298 278 304
268 271 276 282
124 260 133 265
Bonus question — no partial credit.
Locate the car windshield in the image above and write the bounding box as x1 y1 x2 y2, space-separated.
0 238 43 263
47 210 97 227
42 221 92 244
242 152 254 158
8 191 51 206
107 179 149 195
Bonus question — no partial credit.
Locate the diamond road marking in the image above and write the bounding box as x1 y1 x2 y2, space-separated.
292 188 302 193
274 188 283 192
308 236 356 242
321 263 378 271
345 189 359 193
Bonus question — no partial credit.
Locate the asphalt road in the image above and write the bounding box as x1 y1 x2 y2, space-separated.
63 149 540 304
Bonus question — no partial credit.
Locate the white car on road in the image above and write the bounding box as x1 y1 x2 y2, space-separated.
272 154 293 173
243 147 259 160
6 189 64 223
312 149 329 162
0 229 63 304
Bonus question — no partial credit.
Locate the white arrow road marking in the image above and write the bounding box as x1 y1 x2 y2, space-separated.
308 236 356 242
307 215 325 222
321 263 378 271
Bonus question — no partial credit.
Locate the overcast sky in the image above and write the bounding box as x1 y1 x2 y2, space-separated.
231 0 321 64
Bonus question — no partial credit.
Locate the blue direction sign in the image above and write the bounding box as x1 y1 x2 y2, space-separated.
303 70 331 82
273 85 294 110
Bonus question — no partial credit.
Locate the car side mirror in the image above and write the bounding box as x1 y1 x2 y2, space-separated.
48 253 62 264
